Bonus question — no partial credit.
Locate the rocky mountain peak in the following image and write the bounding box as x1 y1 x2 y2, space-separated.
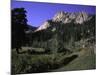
53 11 91 24
75 11 91 24
35 11 92 32
35 21 50 32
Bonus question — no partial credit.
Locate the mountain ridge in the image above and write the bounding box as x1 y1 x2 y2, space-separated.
35 11 93 32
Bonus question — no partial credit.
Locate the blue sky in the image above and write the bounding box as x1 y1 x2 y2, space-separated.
11 1 96 27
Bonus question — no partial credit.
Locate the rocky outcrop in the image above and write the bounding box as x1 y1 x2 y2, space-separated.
35 11 92 32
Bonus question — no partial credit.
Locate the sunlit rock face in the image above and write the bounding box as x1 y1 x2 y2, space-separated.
53 11 91 24
75 11 92 24
35 11 92 31
35 21 50 32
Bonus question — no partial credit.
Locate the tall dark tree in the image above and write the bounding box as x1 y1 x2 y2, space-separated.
11 8 28 53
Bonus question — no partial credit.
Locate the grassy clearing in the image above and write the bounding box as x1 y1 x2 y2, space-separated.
11 46 96 74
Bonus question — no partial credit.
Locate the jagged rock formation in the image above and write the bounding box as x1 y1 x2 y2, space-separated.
35 11 92 31
53 11 92 24
35 21 50 32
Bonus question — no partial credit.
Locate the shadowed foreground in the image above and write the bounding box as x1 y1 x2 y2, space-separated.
11 46 95 74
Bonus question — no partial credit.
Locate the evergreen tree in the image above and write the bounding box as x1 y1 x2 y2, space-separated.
11 8 28 53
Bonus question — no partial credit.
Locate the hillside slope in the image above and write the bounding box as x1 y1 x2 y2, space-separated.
54 47 96 71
